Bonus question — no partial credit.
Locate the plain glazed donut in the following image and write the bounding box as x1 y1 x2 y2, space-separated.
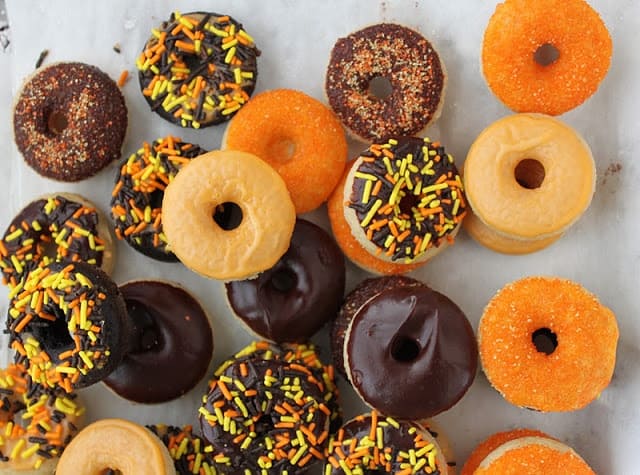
111 136 207 262
478 276 618 411
0 363 85 473
162 150 296 281
325 23 446 142
1 193 114 289
56 419 176 475
463 114 595 254
13 62 127 181
225 219 345 343
482 0 612 116
137 11 259 129
221 89 348 213
8 261 130 392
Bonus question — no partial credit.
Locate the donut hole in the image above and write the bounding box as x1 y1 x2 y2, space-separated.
254 414 276 437
31 311 74 353
390 335 421 362
182 53 202 74
514 159 545 189
101 470 123 475
125 299 163 354
534 43 560 67
45 109 69 135
399 193 419 216
532 327 558 355
268 137 297 162
213 202 243 231
269 267 297 293
368 76 393 100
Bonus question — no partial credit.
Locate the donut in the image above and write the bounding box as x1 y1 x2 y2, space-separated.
325 412 448 475
162 150 296 281
111 136 207 262
103 280 213 403
332 275 477 419
0 363 85 473
325 23 446 142
55 419 176 475
137 11 259 129
8 261 130 393
199 342 337 473
225 219 346 343
482 0 612 116
338 136 466 272
13 62 127 181
463 114 595 254
478 276 619 411
146 425 215 475
461 429 550 475
221 89 348 213
1 193 114 289
473 436 595 474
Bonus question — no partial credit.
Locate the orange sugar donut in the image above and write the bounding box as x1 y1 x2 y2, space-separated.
222 89 347 213
482 0 612 116
478 276 619 411
461 429 549 475
463 114 595 254
474 436 595 475
162 150 296 281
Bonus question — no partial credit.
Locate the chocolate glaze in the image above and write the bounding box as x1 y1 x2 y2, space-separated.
226 219 345 343
103 281 213 403
344 278 477 419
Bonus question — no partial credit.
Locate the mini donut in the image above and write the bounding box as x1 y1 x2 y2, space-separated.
221 89 348 213
0 363 85 473
482 0 612 116
339 136 466 272
333 275 477 419
8 261 130 393
162 150 296 281
473 436 595 474
463 114 595 254
225 219 345 343
103 280 213 403
325 412 448 475
146 425 215 475
13 62 127 181
137 11 259 129
199 342 335 473
111 136 207 262
56 419 176 475
478 276 619 411
325 23 446 142
461 428 550 475
1 193 114 289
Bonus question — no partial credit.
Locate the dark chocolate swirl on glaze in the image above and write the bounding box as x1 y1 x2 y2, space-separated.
13 62 127 181
325 23 445 141
343 276 477 419
226 219 345 343
103 280 213 403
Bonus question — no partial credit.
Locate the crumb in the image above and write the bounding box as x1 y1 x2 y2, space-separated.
601 162 622 186
113 42 121 54
35 49 49 68
0 23 9 52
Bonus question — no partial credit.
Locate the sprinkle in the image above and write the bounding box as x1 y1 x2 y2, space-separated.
117 70 129 87
35 49 49 69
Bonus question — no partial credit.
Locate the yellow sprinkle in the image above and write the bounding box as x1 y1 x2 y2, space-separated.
10 438 25 460
55 366 77 374
4 229 23 241
360 199 383 228
224 46 236 64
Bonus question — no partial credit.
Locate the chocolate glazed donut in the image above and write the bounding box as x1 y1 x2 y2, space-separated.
103 280 213 403
334 275 477 419
225 219 345 343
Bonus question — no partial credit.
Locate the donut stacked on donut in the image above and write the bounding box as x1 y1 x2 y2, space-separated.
13 62 128 181
111 136 207 262
138 11 259 129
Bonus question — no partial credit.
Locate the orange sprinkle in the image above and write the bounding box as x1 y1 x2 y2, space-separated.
117 70 129 87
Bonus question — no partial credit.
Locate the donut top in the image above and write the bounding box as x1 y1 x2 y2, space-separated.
347 137 466 262
1 195 107 289
111 136 207 261
13 62 127 181
146 424 216 475
225 219 346 343
346 283 477 419
137 11 259 128
8 261 127 392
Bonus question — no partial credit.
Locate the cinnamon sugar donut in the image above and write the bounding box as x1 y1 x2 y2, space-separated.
482 0 612 115
326 23 446 141
478 276 618 411
222 89 347 213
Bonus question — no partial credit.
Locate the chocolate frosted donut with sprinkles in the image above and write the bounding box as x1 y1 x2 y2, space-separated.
110 136 207 261
13 62 128 181
137 11 260 129
146 425 216 475
325 23 446 142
